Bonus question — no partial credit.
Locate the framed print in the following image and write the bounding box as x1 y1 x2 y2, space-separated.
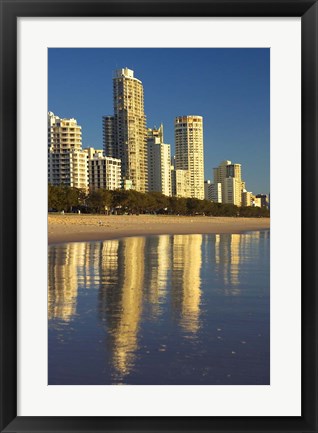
0 0 317 432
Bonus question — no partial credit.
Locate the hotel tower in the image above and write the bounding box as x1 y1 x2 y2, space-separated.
103 68 148 193
174 115 204 200
48 112 88 190
147 124 172 196
213 160 244 206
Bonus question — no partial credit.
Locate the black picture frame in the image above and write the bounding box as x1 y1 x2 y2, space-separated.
0 0 317 432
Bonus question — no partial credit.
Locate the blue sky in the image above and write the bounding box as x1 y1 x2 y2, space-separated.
48 48 270 194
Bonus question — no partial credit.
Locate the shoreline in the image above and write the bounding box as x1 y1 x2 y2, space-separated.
48 214 270 245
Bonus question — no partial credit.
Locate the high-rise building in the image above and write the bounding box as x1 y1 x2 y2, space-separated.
226 163 241 180
211 182 222 203
242 190 252 206
103 68 147 193
84 147 121 191
171 161 177 196
48 112 88 190
147 124 171 196
223 177 242 206
175 115 204 200
256 194 269 208
251 195 262 208
213 160 231 186
102 116 116 157
175 169 191 198
213 160 245 206
204 180 213 201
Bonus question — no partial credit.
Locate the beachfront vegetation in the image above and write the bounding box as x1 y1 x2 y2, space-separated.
48 185 270 217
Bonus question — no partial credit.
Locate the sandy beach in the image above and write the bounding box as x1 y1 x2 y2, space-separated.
48 214 270 244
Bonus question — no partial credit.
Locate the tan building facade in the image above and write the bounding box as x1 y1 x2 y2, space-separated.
204 180 213 201
175 115 204 200
251 195 262 207
223 177 242 206
48 112 88 190
242 190 252 206
103 68 148 193
213 160 246 206
213 160 231 187
147 125 171 196
175 169 191 198
211 182 222 203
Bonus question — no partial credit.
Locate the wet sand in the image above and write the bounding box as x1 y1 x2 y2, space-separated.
48 214 270 245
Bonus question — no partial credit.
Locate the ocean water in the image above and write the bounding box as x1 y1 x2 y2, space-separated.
48 231 270 385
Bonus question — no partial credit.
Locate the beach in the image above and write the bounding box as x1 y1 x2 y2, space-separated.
48 213 270 244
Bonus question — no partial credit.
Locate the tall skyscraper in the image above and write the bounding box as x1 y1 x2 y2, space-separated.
174 115 204 200
103 68 148 193
48 112 88 190
147 124 171 196
102 115 116 157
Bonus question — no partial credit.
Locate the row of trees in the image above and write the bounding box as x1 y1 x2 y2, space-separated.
48 185 270 217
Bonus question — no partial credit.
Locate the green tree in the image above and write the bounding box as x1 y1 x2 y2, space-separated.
48 184 82 212
87 189 112 214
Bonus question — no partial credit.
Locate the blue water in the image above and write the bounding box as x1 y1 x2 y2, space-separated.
48 231 270 385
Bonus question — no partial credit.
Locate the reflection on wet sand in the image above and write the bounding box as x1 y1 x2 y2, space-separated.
110 237 145 377
172 235 202 333
49 231 267 380
214 233 241 293
48 243 83 321
143 236 170 317
212 231 269 295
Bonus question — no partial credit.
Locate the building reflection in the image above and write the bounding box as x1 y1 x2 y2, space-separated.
111 237 145 376
171 234 202 333
214 233 242 294
48 243 83 321
49 234 204 376
213 231 264 295
98 237 145 379
48 240 121 323
143 235 170 317
48 231 268 380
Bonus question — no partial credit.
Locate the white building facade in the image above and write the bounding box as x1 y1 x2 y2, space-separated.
85 148 121 191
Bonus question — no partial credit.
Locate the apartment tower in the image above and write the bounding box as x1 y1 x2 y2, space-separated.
213 160 244 206
147 124 172 196
84 147 121 191
174 115 204 200
103 68 147 193
204 180 213 201
48 112 88 190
